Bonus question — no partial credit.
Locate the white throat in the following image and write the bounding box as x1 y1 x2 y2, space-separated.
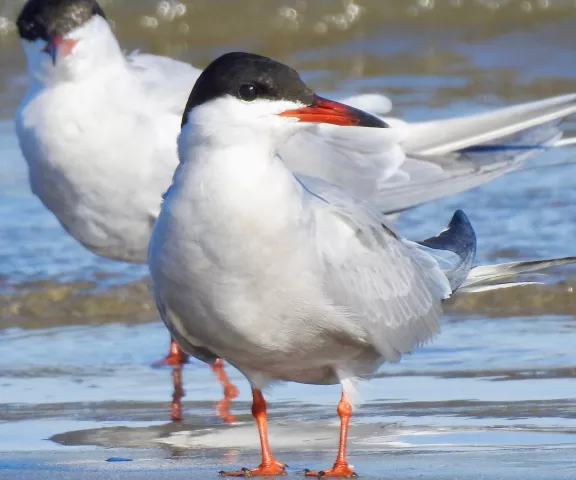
23 15 124 84
170 120 305 246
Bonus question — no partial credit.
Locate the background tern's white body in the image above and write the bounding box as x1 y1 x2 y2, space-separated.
15 16 196 262
15 15 576 266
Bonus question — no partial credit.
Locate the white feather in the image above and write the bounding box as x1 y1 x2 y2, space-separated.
458 256 576 293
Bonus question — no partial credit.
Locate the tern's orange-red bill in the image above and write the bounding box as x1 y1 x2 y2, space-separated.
279 94 389 128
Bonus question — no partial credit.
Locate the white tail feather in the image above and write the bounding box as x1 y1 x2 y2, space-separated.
554 136 576 147
458 256 576 294
402 94 576 156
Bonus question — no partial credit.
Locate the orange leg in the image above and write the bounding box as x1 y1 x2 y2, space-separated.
170 365 185 422
152 338 189 422
153 337 189 367
210 358 240 423
304 391 357 478
219 388 287 477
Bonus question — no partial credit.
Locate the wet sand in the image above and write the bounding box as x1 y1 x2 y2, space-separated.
2 401 576 478
1 441 575 479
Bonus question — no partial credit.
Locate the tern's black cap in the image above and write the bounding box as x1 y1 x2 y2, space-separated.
182 52 315 127
17 0 106 42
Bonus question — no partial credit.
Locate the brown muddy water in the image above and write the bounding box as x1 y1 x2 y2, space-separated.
0 1 576 478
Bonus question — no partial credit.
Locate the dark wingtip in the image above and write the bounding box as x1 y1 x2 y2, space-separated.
448 209 475 242
419 209 477 292
422 209 476 252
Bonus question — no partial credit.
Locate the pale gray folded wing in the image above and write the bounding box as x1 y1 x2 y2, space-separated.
282 94 576 215
280 123 407 206
375 94 576 212
301 175 457 362
127 52 202 114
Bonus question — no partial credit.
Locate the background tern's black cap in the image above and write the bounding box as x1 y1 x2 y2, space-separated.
17 0 106 42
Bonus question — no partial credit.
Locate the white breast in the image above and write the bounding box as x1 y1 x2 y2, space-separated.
150 143 372 386
15 70 179 263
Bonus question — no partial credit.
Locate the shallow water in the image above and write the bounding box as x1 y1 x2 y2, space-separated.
0 0 576 477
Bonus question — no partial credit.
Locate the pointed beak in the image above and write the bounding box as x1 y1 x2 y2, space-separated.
278 94 389 128
43 33 78 65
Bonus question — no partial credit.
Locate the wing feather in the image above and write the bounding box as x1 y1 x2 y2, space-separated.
283 94 576 215
302 176 451 361
127 52 202 114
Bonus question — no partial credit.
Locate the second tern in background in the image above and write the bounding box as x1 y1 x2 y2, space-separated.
149 52 576 477
15 0 576 422
14 0 232 423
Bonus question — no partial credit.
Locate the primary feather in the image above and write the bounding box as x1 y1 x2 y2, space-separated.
285 94 576 215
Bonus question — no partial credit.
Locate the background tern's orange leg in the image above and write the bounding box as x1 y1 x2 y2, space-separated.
219 388 286 476
154 337 189 366
210 359 239 423
170 365 185 422
304 391 358 478
152 338 189 422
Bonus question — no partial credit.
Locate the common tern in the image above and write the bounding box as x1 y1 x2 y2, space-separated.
148 52 576 477
14 0 576 422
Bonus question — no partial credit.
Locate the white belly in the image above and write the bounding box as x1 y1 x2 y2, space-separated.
15 84 175 263
150 162 373 386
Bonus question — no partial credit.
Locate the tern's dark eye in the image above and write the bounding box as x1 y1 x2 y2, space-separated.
238 84 260 102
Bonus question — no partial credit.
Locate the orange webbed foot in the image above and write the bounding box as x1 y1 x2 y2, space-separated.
304 465 358 478
219 460 287 476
